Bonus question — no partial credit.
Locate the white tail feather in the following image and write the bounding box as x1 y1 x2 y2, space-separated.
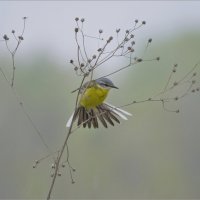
112 109 128 120
105 102 132 117
66 111 74 128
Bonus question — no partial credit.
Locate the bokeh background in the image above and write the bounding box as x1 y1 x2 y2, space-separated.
0 1 200 199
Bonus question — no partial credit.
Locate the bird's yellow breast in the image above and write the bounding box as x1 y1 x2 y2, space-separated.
79 85 109 109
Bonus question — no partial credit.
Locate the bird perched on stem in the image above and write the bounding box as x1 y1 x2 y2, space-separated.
66 77 132 128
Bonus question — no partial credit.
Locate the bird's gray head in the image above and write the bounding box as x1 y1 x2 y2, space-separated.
95 77 118 89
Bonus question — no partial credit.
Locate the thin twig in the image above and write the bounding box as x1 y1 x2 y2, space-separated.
47 75 87 200
3 17 27 87
101 60 137 78
0 67 51 152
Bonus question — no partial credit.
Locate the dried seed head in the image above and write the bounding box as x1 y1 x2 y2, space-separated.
70 59 74 64
156 57 160 61
75 28 79 33
99 29 103 34
107 36 113 43
127 47 134 52
126 30 129 34
193 72 197 76
12 30 15 34
131 41 135 45
173 82 178 86
148 98 152 101
74 67 78 71
176 109 180 113
57 172 62 176
174 64 178 67
142 21 146 25
51 173 54 178
88 59 92 63
18 36 24 40
124 37 129 42
135 19 138 23
23 16 27 20
75 17 79 21
196 87 200 91
109 36 113 41
116 28 120 33
192 80 196 84
148 38 152 43
80 63 85 67
62 163 65 168
92 55 96 59
191 89 196 93
51 163 55 169
137 58 143 62
32 160 39 168
81 18 85 22
174 96 179 101
97 48 102 52
3 34 9 41
173 69 176 73
85 72 89 77
130 34 134 38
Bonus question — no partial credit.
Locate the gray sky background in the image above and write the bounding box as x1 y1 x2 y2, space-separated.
1 1 200 66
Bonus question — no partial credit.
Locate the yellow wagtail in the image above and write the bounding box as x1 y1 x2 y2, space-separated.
66 77 132 128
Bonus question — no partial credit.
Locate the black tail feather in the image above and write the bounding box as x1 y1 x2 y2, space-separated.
102 110 115 126
87 113 92 128
83 108 87 128
107 111 120 124
75 104 120 128
97 107 108 128
90 109 98 128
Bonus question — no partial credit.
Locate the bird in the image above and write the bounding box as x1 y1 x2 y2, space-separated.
66 77 132 128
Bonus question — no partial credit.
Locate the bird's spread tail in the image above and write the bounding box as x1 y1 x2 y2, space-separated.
66 103 132 129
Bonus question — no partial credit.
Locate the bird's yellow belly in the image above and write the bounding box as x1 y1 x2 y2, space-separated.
79 87 109 109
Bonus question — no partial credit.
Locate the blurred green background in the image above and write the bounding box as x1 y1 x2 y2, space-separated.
0 1 200 199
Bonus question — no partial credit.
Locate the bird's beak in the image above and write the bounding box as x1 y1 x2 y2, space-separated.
110 85 119 89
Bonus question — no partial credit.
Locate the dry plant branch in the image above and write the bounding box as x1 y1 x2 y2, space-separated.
0 17 51 153
2 17 27 87
46 17 160 199
46 73 87 199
